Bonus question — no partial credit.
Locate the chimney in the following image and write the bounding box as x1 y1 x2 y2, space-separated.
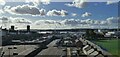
27 25 30 32
11 26 14 31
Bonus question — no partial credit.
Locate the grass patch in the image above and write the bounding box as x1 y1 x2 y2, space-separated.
92 39 119 56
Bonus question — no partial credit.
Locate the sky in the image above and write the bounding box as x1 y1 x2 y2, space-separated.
0 0 119 29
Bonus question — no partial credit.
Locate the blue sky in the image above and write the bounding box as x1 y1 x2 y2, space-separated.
2 2 118 20
0 0 119 29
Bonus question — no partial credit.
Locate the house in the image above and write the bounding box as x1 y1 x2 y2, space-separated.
105 31 120 38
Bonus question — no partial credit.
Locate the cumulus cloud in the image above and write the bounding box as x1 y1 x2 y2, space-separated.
4 6 11 10
81 19 93 24
0 20 2 24
0 17 12 23
60 19 107 29
60 19 100 26
41 0 51 5
107 17 119 24
100 21 108 25
34 19 90 29
71 13 77 16
0 17 32 25
26 0 40 6
0 0 6 5
0 17 8 20
25 0 51 6
0 16 119 29
0 17 12 28
6 5 40 15
39 9 46 16
4 5 68 17
13 18 32 24
0 9 4 14
81 19 107 25
3 6 11 13
106 1 118 5
4 5 46 16
34 20 61 25
61 19 109 26
47 10 68 17
81 12 91 17
34 19 87 29
33 20 62 29
65 0 86 8
0 16 33 29
4 5 69 17
61 19 80 26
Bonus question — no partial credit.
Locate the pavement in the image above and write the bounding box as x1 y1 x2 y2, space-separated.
37 47 64 55
36 39 65 57
47 39 59 47
2 45 38 56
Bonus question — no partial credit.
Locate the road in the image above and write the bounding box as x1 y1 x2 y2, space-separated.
36 39 65 57
2 45 38 56
47 39 59 47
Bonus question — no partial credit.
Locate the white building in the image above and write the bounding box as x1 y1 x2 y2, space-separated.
105 31 120 37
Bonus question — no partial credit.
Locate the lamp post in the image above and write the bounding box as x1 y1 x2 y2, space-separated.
8 47 12 57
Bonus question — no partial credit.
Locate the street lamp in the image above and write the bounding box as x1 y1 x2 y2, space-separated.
8 47 12 57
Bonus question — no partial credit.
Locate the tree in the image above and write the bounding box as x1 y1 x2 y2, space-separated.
85 29 96 40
